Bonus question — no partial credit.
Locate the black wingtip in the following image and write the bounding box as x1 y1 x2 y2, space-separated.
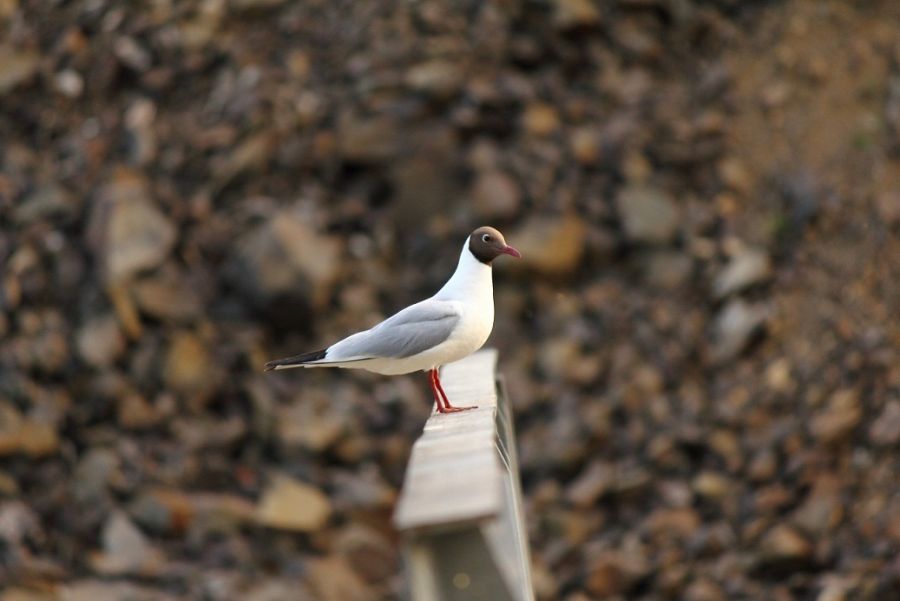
263 349 327 373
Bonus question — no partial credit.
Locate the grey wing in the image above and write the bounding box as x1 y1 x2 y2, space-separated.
326 300 461 360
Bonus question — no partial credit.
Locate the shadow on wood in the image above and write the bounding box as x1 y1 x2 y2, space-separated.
394 350 534 601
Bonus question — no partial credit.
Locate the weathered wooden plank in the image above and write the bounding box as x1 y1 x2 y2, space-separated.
394 350 501 531
394 349 534 601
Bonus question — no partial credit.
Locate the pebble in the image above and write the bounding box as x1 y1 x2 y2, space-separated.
255 474 332 532
76 315 125 368
869 400 900 446
307 556 373 601
511 215 587 276
552 0 601 30
91 172 177 284
810 388 861 444
709 300 769 363
163 331 214 399
0 46 39 95
405 60 465 97
585 549 650 597
758 524 813 563
714 247 773 298
616 184 680 244
472 169 521 220
90 512 165 576
565 460 615 507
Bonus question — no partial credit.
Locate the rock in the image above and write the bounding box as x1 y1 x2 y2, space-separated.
90 512 165 576
565 460 615 507
644 507 701 541
336 113 399 163
616 184 680 244
334 524 397 584
229 210 341 310
243 580 315 601
684 578 727 601
522 103 561 136
0 402 60 458
692 471 731 500
13 184 74 225
76 315 125 368
163 331 214 399
869 400 900 446
810 388 861 444
570 126 602 165
758 524 813 564
792 475 843 535
585 549 650 597
73 448 123 505
113 36 152 71
231 0 288 9
0 46 39 95
59 581 164 601
405 60 465 97
54 69 84 98
90 171 177 283
132 270 203 322
511 215 587 277
551 0 601 30
255 474 331 532
643 251 693 290
876 191 900 226
709 299 769 363
713 247 772 298
277 401 346 453
307 556 373 601
472 170 521 220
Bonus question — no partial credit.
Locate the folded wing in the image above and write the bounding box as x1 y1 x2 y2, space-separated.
326 299 462 361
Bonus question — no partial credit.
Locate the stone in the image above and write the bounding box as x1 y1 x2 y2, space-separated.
616 184 680 244
792 475 843 535
810 388 861 444
869 400 900 446
644 507 701 541
472 170 521 220
76 315 125 368
585 549 650 597
73 448 123 505
0 46 39 95
90 171 177 283
570 126 602 165
643 251 693 290
132 270 203 322
277 401 346 453
552 0 601 30
90 512 165 576
229 210 341 309
511 215 587 277
684 578 726 601
13 184 73 225
337 113 399 163
758 524 812 562
255 474 332 532
59 581 164 601
565 460 615 508
876 191 900 226
307 556 374 601
714 247 772 298
163 331 214 398
334 524 396 583
709 300 769 363
0 402 60 458
692 472 731 500
522 103 560 136
405 60 465 97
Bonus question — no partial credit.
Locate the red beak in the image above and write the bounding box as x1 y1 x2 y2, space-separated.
501 245 522 258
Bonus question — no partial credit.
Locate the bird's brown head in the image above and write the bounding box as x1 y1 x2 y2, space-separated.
468 226 521 265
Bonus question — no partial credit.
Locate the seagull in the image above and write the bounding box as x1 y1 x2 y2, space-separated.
265 226 521 413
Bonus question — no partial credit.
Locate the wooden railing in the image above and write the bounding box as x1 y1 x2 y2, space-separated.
393 350 534 601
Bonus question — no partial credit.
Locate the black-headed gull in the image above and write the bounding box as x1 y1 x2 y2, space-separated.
265 226 521 413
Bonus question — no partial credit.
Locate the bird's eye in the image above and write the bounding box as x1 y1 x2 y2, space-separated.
482 234 491 242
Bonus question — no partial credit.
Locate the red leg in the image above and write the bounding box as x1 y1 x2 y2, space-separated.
428 369 446 412
433 368 477 413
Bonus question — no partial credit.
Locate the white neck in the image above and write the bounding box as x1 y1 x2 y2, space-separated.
433 238 493 302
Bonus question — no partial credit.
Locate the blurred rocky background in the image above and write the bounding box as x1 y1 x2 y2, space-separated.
2 0 900 599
